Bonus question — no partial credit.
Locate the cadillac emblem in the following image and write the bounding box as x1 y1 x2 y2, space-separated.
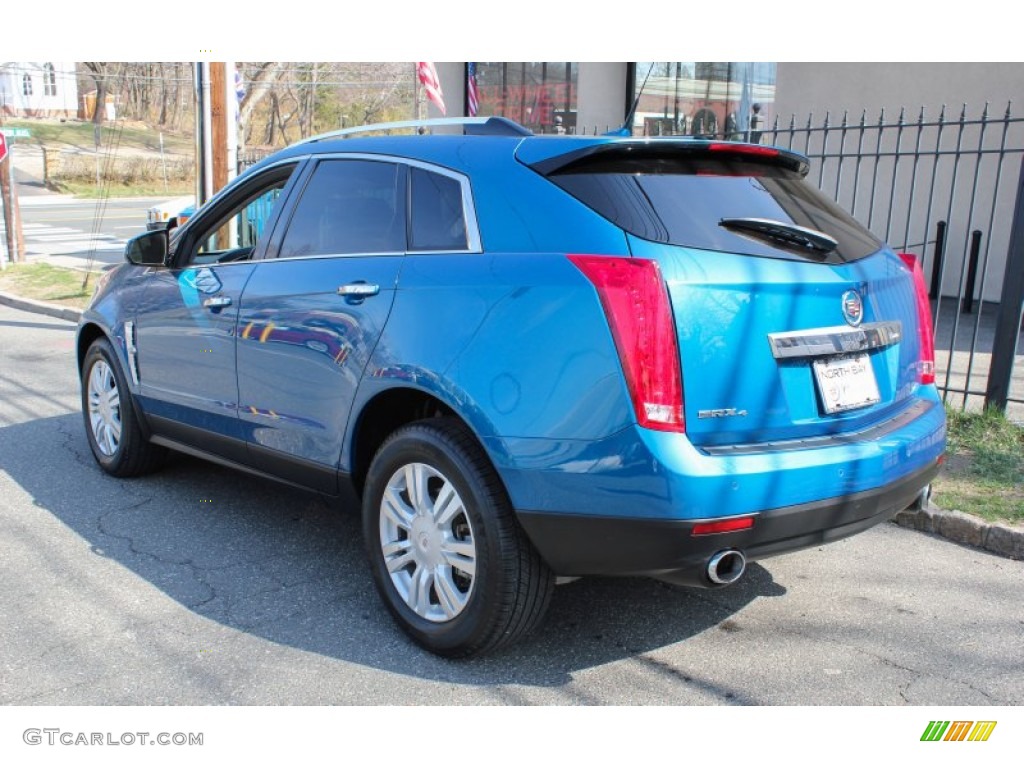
841 290 864 327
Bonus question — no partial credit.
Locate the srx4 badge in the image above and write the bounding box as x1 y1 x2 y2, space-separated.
698 408 749 419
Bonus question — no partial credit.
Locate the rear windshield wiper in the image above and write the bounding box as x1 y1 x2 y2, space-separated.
719 217 838 254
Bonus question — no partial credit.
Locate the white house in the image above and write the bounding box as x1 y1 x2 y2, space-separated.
0 61 78 118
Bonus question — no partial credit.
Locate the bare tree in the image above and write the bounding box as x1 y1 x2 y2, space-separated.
81 62 120 124
239 62 288 129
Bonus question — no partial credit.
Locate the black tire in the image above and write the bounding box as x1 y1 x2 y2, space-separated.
362 418 554 658
81 337 166 477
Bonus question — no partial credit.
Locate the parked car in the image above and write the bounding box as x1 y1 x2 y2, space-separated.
76 117 946 657
145 196 195 231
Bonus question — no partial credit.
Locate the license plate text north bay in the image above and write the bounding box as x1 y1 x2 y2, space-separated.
813 353 881 414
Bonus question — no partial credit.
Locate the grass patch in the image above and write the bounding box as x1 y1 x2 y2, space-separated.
933 407 1024 525
6 118 193 155
0 263 101 309
52 180 194 199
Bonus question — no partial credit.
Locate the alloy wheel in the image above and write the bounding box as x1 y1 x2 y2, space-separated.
87 359 122 457
379 462 477 623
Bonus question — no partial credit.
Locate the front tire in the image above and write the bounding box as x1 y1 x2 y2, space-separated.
362 418 553 657
81 337 166 477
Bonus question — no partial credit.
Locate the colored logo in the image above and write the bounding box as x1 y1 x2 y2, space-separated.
841 290 864 327
920 721 997 742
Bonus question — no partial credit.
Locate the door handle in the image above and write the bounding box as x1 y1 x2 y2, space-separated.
203 295 233 309
337 283 380 297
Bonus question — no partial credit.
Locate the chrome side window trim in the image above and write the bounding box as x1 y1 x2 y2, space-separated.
296 152 483 255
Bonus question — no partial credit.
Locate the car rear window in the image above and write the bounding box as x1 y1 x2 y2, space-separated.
546 153 883 264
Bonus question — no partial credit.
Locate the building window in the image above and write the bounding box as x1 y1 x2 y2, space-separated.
631 62 777 140
469 62 578 134
22 74 33 96
44 63 57 97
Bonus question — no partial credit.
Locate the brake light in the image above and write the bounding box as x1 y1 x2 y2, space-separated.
708 143 780 158
569 255 684 432
899 253 936 384
692 516 755 536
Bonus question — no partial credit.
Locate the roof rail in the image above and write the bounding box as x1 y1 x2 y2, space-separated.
299 116 532 145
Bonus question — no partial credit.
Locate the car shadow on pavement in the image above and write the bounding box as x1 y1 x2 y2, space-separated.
2 412 787 690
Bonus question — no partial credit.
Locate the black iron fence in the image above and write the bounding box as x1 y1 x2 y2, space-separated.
766 104 1024 418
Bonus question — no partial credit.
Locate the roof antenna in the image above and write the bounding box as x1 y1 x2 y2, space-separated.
606 63 655 136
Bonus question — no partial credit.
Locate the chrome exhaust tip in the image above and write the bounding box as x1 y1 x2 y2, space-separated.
706 549 746 586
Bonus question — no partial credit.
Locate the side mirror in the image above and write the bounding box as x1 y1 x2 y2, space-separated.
125 230 169 266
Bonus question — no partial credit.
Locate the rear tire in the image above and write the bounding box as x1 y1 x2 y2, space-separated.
362 418 553 657
81 337 166 477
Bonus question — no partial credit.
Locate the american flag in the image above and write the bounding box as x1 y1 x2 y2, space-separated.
466 62 479 117
417 62 446 116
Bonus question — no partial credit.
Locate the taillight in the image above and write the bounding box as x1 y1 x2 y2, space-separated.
899 253 936 385
569 255 684 432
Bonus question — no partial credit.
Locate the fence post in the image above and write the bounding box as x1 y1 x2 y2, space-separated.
961 230 982 314
984 156 1024 411
929 221 946 300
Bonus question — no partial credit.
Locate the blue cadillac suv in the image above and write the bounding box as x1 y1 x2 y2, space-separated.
77 116 945 657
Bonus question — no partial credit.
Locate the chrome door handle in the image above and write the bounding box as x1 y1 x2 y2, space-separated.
337 283 380 297
203 295 233 309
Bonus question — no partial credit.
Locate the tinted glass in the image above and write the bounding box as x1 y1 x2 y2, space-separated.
279 159 403 258
410 167 468 252
550 158 882 263
188 171 293 266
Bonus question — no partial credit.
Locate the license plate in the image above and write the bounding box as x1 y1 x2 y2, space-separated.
812 353 881 414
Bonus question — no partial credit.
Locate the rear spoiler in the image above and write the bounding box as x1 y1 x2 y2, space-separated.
527 140 810 178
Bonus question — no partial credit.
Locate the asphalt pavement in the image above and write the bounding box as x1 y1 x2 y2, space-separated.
0 302 1022 706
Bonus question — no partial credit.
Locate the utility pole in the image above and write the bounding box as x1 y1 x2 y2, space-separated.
195 62 235 207
0 128 25 265
210 62 228 195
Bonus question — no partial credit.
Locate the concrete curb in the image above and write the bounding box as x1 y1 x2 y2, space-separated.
2 288 1023 562
892 504 1024 561
0 290 83 323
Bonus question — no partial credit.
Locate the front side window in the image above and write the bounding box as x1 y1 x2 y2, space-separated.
277 159 403 259
184 167 296 266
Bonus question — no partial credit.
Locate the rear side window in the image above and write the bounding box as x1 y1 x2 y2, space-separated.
548 155 882 263
278 159 404 258
409 166 469 252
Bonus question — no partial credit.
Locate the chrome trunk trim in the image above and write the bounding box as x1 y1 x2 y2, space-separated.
768 321 902 360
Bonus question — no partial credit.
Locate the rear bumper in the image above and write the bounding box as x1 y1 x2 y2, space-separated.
517 456 941 587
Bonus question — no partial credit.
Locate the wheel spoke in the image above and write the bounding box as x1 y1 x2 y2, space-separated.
405 463 430 515
89 363 106 394
433 480 463 527
382 487 415 530
408 564 433 616
105 388 120 409
382 539 416 574
434 565 467 619
97 423 112 455
441 540 476 577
